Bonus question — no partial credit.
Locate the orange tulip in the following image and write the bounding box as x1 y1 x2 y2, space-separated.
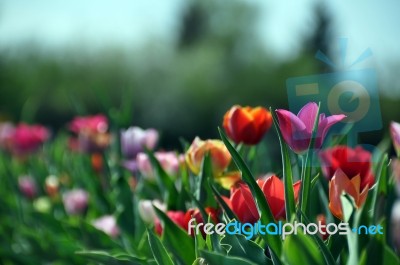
329 169 369 220
223 105 272 145
185 137 231 176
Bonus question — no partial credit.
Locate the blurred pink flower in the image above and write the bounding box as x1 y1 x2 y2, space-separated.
136 151 180 180
0 122 15 150
92 215 120 238
10 123 49 155
62 189 89 215
18 176 37 199
120 127 158 159
276 102 346 154
68 115 110 153
391 121 400 156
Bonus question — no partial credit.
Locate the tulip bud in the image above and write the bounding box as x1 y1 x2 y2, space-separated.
62 189 89 215
185 137 231 176
92 215 120 238
223 105 272 145
138 200 166 224
45 175 59 197
18 176 37 199
391 121 400 157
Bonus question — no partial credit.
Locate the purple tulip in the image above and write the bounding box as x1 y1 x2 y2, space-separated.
391 121 400 156
136 151 181 180
276 102 346 154
120 127 159 159
92 215 120 238
18 176 37 199
62 189 89 215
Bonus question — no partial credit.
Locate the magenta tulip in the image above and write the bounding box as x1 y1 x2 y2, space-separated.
92 215 120 238
62 189 89 215
391 121 400 156
276 102 346 154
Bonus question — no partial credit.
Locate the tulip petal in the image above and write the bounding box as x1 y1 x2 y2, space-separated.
297 102 319 133
315 114 346 148
259 176 285 219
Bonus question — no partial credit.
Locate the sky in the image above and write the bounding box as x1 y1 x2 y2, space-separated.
0 0 399 65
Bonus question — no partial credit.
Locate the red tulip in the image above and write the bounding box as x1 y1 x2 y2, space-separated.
223 105 272 145
317 214 328 240
275 102 346 154
223 175 301 223
319 145 374 190
184 208 219 236
10 123 49 155
155 211 186 235
329 169 368 220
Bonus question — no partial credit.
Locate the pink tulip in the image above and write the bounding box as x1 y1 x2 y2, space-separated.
391 121 400 156
120 127 159 159
10 123 49 155
18 176 37 199
138 199 166 224
136 151 181 180
62 189 89 215
69 115 108 134
0 122 15 150
276 102 346 154
92 215 120 238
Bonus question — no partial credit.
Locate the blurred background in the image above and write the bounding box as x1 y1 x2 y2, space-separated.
1 0 400 148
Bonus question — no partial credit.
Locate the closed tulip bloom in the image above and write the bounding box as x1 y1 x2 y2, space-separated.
276 102 346 154
185 137 231 176
155 210 186 235
320 146 374 190
62 189 89 215
138 200 166 224
329 169 368 220
92 215 120 238
223 175 301 223
136 151 181 180
223 105 272 145
120 127 159 159
391 121 400 156
10 123 49 155
18 176 38 199
0 122 15 150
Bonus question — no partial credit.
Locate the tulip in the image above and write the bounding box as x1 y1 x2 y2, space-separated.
10 123 49 155
329 169 368 220
155 210 186 235
223 175 301 223
68 115 110 153
185 137 231 176
92 215 120 238
215 171 242 189
317 214 328 240
0 122 15 150
319 145 374 190
223 105 272 145
136 151 181 180
138 200 167 224
392 159 400 195
391 121 400 156
391 200 400 253
120 127 159 159
275 102 346 154
62 189 89 215
18 176 38 199
45 175 59 197
184 208 219 236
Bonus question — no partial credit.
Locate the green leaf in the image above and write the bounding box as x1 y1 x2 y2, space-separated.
76 250 149 265
197 153 217 207
209 181 238 221
220 234 270 264
218 128 282 256
200 250 258 265
299 211 336 265
147 150 180 209
282 232 324 265
147 229 175 265
359 236 400 265
154 207 195 265
271 107 296 221
370 154 389 223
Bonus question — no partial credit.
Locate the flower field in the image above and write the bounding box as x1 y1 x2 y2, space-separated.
0 102 399 265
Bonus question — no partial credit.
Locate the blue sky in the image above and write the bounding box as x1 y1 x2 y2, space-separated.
0 0 399 64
